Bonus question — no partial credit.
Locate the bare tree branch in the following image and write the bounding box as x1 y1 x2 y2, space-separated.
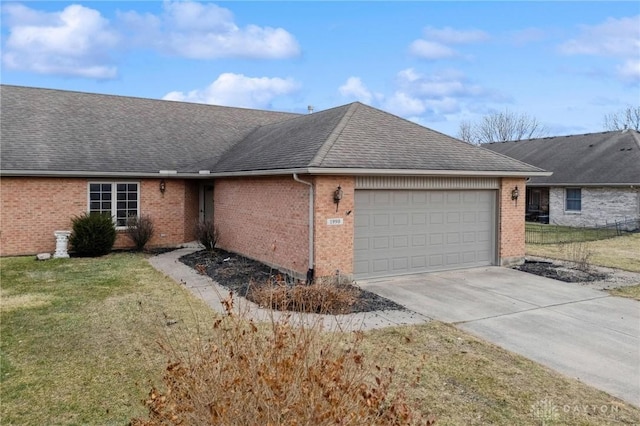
457 109 548 144
603 106 640 131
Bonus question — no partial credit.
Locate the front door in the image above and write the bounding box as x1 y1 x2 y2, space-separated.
199 183 214 222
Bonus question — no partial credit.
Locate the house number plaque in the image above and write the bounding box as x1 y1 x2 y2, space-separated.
327 218 344 226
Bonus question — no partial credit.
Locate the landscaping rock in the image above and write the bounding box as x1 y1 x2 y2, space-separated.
36 253 52 261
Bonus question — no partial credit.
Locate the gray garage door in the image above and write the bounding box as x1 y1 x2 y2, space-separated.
354 190 496 279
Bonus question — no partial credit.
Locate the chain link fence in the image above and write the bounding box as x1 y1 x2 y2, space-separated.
525 218 640 244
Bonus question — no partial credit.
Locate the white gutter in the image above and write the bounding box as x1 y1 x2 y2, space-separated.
293 173 314 283
1 167 552 178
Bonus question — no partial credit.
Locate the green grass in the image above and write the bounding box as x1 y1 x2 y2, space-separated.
2 253 640 425
0 253 215 425
608 285 640 301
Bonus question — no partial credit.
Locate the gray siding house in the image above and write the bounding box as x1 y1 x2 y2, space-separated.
485 130 640 227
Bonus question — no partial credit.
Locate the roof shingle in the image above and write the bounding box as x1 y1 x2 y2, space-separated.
2 85 545 177
484 131 640 185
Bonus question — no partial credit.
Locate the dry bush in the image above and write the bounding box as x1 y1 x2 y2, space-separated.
131 293 433 426
194 220 219 251
125 215 155 251
564 241 593 272
249 278 359 314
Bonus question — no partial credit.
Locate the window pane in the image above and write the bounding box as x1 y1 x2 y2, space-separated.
128 183 137 191
102 193 111 201
90 202 100 210
127 201 137 209
90 193 100 200
116 218 126 227
566 188 581 211
90 183 100 191
101 202 111 210
101 183 112 191
117 183 126 191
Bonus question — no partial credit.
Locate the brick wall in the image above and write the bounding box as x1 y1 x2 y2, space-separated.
1 177 86 256
1 177 197 256
549 186 640 227
214 176 310 277
498 177 526 265
312 176 355 278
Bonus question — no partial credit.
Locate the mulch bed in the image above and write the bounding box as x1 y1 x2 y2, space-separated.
515 260 609 283
179 249 405 314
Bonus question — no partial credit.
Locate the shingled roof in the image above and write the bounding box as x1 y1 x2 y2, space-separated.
484 131 640 185
1 85 546 177
0 85 296 175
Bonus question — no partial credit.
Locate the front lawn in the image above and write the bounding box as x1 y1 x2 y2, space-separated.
2 253 639 425
526 233 640 273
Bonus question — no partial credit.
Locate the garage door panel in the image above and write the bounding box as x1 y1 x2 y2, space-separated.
412 234 426 247
430 212 444 224
354 189 496 279
393 235 409 248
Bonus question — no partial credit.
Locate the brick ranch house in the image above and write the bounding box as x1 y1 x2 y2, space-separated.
1 85 549 280
485 131 640 227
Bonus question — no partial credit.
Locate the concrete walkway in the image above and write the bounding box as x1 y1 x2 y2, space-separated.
148 248 639 406
359 267 640 407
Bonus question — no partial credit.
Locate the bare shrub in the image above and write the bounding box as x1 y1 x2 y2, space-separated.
249 278 359 314
125 215 155 251
194 220 219 251
564 241 593 272
131 293 432 426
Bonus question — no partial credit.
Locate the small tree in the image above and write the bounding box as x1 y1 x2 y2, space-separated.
194 219 219 251
125 215 155 251
69 213 116 257
458 109 548 144
603 106 640 131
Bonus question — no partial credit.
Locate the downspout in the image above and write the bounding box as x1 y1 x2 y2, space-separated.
293 173 314 283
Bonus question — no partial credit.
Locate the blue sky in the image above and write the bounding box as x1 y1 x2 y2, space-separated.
2 1 639 137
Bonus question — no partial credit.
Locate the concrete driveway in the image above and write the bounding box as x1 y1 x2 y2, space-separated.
359 267 640 407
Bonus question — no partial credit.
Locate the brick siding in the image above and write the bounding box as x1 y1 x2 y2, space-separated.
214 177 310 277
1 177 196 256
312 176 355 278
498 177 526 265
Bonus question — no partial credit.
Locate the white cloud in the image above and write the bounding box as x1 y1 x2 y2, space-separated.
410 26 489 60
338 77 374 104
559 15 640 57
121 1 300 59
617 59 640 83
395 68 485 98
2 4 119 79
383 92 426 117
409 40 457 60
559 15 640 84
163 73 300 109
338 69 495 119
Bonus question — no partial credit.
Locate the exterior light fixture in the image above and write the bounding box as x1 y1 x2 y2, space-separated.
511 186 519 206
160 179 166 194
333 185 343 212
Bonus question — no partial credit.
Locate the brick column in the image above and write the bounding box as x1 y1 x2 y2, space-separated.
312 176 355 278
499 177 526 265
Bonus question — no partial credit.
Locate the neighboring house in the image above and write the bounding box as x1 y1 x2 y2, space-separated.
485 131 640 227
1 85 548 280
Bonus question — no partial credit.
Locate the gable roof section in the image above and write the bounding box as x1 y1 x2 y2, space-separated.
0 85 297 175
484 131 640 185
2 85 546 177
187 102 545 175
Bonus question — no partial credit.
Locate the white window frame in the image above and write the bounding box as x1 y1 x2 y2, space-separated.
87 182 140 229
565 187 582 212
